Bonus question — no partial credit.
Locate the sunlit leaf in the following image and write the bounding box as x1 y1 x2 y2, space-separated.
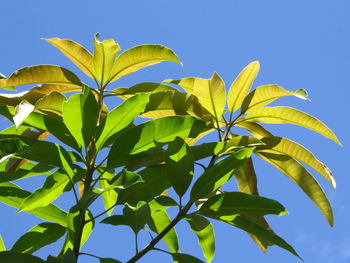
166 137 194 197
242 106 341 145
108 44 181 83
11 223 66 254
0 182 67 226
241 85 309 113
34 91 66 118
107 116 208 168
186 215 215 263
256 151 333 226
0 65 82 89
0 251 45 263
13 100 35 128
228 61 260 113
112 82 178 99
0 72 15 91
190 148 254 201
98 170 117 216
0 235 5 251
45 38 95 78
93 34 121 83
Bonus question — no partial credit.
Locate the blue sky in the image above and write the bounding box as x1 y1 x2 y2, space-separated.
0 0 349 262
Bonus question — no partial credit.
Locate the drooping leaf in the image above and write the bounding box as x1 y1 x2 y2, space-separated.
242 106 341 145
63 85 99 147
171 253 205 263
112 82 178 100
190 148 254 201
107 116 208 168
0 182 67 226
185 215 215 263
227 61 260 113
13 100 35 128
0 72 15 91
108 44 181 83
241 85 309 114
166 137 194 197
0 65 82 89
11 222 66 254
123 201 151 234
34 91 66 118
0 251 45 263
199 192 287 217
256 136 336 188
45 38 95 78
256 151 333 226
96 93 150 149
0 235 5 251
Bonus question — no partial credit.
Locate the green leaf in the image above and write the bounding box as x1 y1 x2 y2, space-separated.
108 44 181 82
96 93 150 149
107 116 208 168
123 201 151 234
0 235 5 251
0 138 29 157
0 251 45 263
0 161 51 183
93 34 121 83
100 258 122 263
34 91 66 118
166 137 194 197
256 151 333 226
112 82 178 100
171 253 205 263
101 215 128 226
243 106 341 145
0 72 16 90
11 222 66 254
256 136 336 188
241 85 309 114
190 148 254 201
185 215 215 263
63 85 98 148
218 215 300 258
0 182 67 226
67 206 94 248
199 192 287 217
227 61 260 113
148 196 178 211
18 169 77 212
45 38 95 78
98 170 117 216
142 91 212 121
0 65 82 89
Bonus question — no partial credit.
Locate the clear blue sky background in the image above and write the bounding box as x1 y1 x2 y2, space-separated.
0 1 349 262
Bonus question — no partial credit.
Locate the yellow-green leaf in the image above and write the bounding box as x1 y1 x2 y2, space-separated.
256 137 336 189
108 44 181 83
0 65 82 89
0 72 15 91
93 34 121 83
45 38 95 78
0 235 5 251
228 61 260 113
256 151 333 226
34 91 66 118
241 85 309 114
243 106 341 145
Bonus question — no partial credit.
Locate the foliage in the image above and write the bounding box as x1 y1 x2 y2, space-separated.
0 35 340 262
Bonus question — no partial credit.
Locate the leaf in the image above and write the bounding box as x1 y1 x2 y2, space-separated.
63 86 99 147
112 82 178 99
34 91 66 118
241 84 309 113
0 65 82 89
18 169 76 212
0 182 67 226
108 44 181 82
0 72 15 90
11 222 66 254
190 148 254 201
0 235 5 251
98 170 117 216
227 61 260 113
218 215 300 258
101 215 128 226
0 138 29 157
45 38 95 78
243 106 341 145
13 100 35 128
199 192 287 217
107 116 208 168
93 34 121 83
0 251 45 263
142 91 212 121
67 206 94 248
256 151 333 226
256 136 336 188
171 253 205 263
96 93 150 149
185 215 215 263
100 258 122 263
123 201 151 234
165 137 194 197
